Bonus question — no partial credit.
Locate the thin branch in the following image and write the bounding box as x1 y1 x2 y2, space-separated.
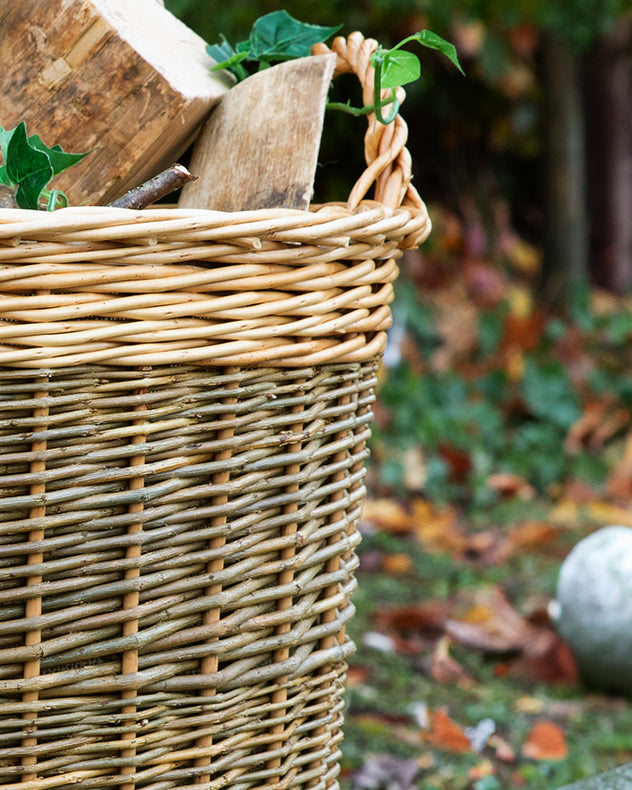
108 164 195 209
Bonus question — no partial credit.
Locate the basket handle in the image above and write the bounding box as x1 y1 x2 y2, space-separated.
312 32 424 212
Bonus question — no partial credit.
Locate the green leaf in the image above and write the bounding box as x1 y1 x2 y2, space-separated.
247 11 341 63
0 121 90 210
5 122 53 210
0 126 14 162
28 134 90 177
410 30 465 75
0 164 13 188
207 35 249 80
380 50 421 89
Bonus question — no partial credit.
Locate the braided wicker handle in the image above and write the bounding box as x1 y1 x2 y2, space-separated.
312 32 424 212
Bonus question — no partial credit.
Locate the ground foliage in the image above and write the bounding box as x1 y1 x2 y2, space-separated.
345 209 632 789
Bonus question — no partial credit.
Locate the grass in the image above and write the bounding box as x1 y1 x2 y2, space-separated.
338 516 632 790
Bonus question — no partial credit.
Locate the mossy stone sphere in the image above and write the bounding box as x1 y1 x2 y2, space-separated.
555 525 632 694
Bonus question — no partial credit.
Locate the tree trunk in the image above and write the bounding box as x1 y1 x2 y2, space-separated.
540 31 589 307
583 20 632 295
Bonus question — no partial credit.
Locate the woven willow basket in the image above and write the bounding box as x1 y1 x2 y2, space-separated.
0 33 430 790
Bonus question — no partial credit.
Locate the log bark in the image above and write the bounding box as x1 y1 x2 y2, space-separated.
0 0 231 205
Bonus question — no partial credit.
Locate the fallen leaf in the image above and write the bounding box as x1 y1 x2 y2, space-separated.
496 629 578 685
506 521 559 551
430 636 476 689
374 601 448 640
586 501 632 527
446 587 534 653
566 399 629 454
346 665 372 688
515 696 544 714
522 720 568 761
488 733 516 762
422 709 472 753
438 443 473 484
482 521 560 564
410 499 468 554
468 760 495 780
501 304 547 352
486 472 535 501
383 553 415 575
607 431 632 498
361 499 413 533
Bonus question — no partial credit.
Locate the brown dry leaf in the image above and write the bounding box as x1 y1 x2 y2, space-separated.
361 499 413 534
382 553 415 575
422 709 472 754
468 760 495 781
607 431 632 499
522 721 568 761
501 307 547 354
446 587 534 653
374 601 449 640
485 520 559 564
566 399 629 454
507 521 559 552
499 629 578 685
430 636 476 689
586 500 632 527
448 587 578 684
488 734 516 762
410 499 468 554
486 472 535 501
427 285 481 372
438 443 472 484
346 665 372 688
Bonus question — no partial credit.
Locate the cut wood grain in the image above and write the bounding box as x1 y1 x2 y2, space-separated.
178 54 337 212
0 0 232 205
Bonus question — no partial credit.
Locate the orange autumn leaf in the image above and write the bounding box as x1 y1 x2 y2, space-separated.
382 553 414 575
522 721 568 761
374 600 448 638
346 665 372 688
507 521 559 552
422 709 472 753
410 498 468 554
468 760 495 781
486 472 535 501
361 499 413 533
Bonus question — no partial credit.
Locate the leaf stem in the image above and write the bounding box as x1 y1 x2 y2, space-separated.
372 49 400 125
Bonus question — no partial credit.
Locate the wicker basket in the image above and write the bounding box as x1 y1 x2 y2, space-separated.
0 33 430 790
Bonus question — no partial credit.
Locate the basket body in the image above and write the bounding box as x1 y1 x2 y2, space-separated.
0 195 429 788
0 360 375 788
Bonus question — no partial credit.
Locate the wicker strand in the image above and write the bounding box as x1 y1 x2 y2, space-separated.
312 32 423 211
119 390 149 789
194 368 240 785
20 375 49 783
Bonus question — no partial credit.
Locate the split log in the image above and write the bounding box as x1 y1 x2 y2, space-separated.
0 0 231 205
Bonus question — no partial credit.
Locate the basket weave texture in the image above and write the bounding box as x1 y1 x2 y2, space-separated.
0 33 430 789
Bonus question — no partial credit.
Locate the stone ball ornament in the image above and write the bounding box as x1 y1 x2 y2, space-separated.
551 525 632 694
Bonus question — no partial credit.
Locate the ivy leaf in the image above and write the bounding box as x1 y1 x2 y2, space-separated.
247 11 341 63
207 34 249 80
380 50 421 89
0 165 12 187
28 135 90 178
0 122 90 210
410 30 465 75
4 122 53 210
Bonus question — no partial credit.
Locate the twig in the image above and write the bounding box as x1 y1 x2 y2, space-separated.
108 164 195 209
